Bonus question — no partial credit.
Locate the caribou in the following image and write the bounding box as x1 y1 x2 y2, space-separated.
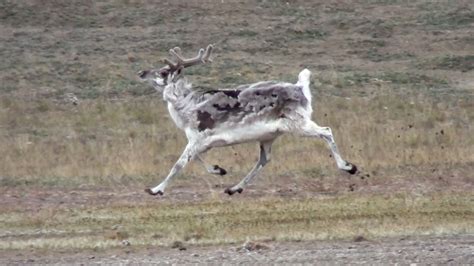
138 44 357 196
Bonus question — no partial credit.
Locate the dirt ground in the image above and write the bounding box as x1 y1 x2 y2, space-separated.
1 166 473 212
2 235 472 264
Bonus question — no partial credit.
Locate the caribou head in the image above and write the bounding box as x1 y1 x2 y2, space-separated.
138 44 213 91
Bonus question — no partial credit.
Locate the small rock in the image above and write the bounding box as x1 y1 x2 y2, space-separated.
171 241 186 250
353 235 367 242
240 240 271 252
65 93 79 105
151 233 164 239
111 224 120 230
349 184 356 192
128 55 137 62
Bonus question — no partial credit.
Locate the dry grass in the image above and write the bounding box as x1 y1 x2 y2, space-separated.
1 86 473 187
0 193 472 250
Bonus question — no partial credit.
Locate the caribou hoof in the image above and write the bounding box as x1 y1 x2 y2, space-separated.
224 187 243 195
213 165 227 176
145 188 164 196
345 163 358 175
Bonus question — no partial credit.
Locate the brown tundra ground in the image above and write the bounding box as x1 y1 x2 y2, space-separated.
0 0 473 264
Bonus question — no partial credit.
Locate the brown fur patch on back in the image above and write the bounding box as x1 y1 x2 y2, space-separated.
197 111 215 131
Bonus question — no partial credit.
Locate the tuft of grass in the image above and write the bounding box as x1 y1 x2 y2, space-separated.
233 29 259 37
356 19 394 38
287 29 328 40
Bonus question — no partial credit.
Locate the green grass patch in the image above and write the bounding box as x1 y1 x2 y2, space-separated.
419 7 474 29
233 29 259 37
321 71 448 90
420 55 474 72
287 29 328 40
0 193 472 250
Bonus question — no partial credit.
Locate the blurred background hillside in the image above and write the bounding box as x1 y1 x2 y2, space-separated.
0 0 473 191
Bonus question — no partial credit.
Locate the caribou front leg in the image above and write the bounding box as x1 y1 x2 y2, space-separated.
225 140 274 195
145 142 201 196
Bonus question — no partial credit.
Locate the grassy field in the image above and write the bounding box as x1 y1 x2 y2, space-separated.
1 193 472 250
0 0 473 258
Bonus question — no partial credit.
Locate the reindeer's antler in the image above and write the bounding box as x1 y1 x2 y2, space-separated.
163 44 213 71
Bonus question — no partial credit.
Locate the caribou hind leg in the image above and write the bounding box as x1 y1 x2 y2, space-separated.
225 140 274 195
298 120 357 174
196 155 227 176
